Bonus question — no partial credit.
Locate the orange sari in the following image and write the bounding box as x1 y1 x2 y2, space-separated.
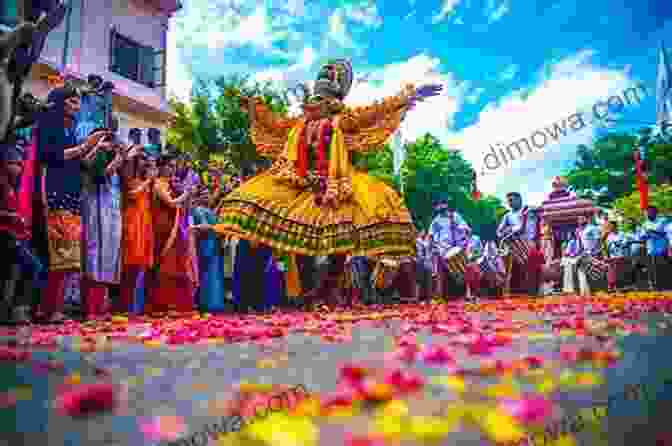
122 178 154 269
146 178 197 314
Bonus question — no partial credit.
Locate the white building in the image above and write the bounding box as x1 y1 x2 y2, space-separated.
1 0 182 141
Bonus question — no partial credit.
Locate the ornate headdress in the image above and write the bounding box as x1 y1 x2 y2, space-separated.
313 59 353 100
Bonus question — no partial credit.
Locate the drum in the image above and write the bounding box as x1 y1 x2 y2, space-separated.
371 258 401 290
444 247 467 275
579 256 609 281
504 238 532 265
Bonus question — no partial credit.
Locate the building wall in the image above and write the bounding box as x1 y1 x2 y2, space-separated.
37 0 169 112
21 0 173 143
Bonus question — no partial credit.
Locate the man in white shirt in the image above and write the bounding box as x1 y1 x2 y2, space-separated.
430 200 469 300
562 236 590 295
463 227 483 301
640 206 669 289
496 192 544 295
604 221 631 291
573 214 605 294
576 215 602 257
415 230 433 302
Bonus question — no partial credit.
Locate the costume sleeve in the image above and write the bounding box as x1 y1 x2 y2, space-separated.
339 84 415 154
249 100 300 159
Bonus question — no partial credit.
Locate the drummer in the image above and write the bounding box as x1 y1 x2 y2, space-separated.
574 214 603 294
604 221 631 292
640 206 669 289
429 200 469 301
464 227 484 301
477 241 506 298
496 192 543 295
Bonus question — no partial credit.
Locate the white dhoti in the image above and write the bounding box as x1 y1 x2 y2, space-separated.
561 256 591 296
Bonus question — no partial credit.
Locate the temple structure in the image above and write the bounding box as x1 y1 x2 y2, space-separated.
537 176 598 260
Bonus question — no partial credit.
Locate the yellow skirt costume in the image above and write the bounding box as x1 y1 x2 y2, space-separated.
213 82 418 258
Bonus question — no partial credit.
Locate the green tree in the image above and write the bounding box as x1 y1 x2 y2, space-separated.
166 75 290 174
212 74 290 174
564 130 672 206
612 183 672 230
352 133 505 235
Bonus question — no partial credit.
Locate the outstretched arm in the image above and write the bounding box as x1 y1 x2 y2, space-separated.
340 83 442 154
241 97 299 159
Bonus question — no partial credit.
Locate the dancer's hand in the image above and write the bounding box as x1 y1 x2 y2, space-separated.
407 84 443 109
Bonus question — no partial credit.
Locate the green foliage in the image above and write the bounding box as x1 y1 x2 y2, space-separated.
166 74 290 173
612 184 672 231
564 130 672 207
352 133 505 235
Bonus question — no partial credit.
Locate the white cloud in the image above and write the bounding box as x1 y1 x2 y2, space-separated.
346 54 467 144
166 18 194 102
328 9 355 48
206 7 276 50
432 0 461 24
344 2 383 28
485 0 509 24
286 0 304 16
451 50 638 206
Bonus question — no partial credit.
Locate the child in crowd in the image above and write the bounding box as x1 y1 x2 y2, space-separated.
0 143 42 324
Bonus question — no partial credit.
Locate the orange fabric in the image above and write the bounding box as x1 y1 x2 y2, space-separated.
145 274 194 314
152 178 188 277
148 178 195 313
122 178 154 268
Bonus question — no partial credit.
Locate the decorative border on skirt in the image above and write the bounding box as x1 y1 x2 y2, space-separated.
217 199 416 257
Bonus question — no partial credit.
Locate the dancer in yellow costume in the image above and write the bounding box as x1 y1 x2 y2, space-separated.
210 60 442 258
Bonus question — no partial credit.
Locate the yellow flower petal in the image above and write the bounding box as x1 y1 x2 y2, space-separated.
371 414 405 440
548 434 577 446
292 397 321 417
257 359 279 369
245 413 318 446
65 372 81 385
483 380 521 399
379 400 409 418
431 375 466 393
473 407 526 443
407 415 458 441
238 381 274 393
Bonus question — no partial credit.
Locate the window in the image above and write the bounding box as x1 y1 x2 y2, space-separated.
0 1 18 26
109 28 164 89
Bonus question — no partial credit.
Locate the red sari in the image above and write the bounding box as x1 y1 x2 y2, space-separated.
146 178 197 314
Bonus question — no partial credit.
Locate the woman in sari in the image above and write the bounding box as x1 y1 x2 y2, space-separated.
79 126 126 319
118 143 154 314
21 85 110 322
190 187 228 313
145 153 197 315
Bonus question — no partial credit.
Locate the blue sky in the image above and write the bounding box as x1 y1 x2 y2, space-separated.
166 0 672 206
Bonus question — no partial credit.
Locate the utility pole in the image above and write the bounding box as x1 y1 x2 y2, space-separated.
60 0 73 72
